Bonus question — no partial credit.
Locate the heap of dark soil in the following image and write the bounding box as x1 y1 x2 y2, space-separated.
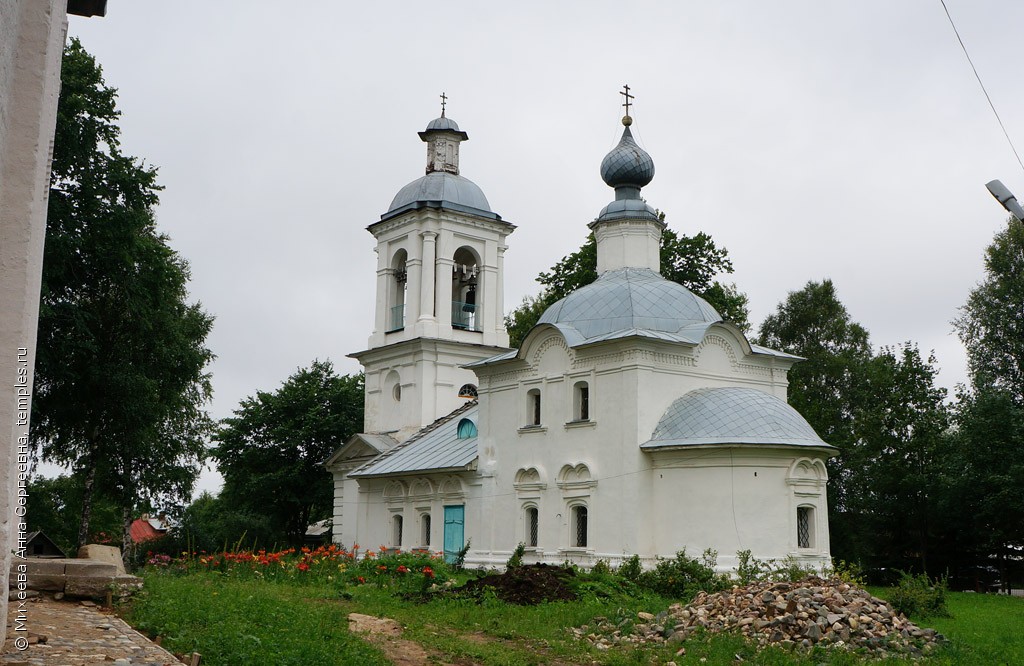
453 564 578 605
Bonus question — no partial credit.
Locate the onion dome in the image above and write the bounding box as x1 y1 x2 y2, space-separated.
600 123 655 190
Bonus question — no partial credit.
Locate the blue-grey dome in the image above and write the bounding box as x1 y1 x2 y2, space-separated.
538 268 720 343
642 387 833 450
425 116 461 132
600 126 655 189
387 171 491 215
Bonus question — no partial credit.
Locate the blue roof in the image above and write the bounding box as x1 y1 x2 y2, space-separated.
383 172 498 221
349 402 478 478
538 268 721 343
642 387 835 450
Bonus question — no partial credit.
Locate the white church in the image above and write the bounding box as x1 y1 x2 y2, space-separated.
326 96 837 572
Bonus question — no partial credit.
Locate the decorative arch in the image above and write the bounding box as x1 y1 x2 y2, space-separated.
557 463 596 492
514 466 547 492
439 477 467 499
695 333 740 370
530 333 571 373
786 457 828 488
383 480 407 503
409 478 434 499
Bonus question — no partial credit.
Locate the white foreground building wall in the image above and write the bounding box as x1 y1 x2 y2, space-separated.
0 0 69 646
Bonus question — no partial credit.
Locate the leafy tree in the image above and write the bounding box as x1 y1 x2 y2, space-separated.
506 228 749 347
213 361 363 545
942 387 1024 591
31 39 214 551
851 344 949 573
757 279 873 561
954 217 1024 404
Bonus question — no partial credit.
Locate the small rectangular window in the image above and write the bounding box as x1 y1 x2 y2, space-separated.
422 514 431 547
579 386 589 420
527 389 542 426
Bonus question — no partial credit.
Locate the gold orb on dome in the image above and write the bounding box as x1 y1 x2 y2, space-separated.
622 115 633 126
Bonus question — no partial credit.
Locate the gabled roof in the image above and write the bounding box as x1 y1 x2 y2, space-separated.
349 401 478 478
324 432 399 468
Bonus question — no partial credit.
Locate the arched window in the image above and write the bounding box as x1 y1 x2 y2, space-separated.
451 246 481 332
525 507 539 548
458 383 478 399
457 418 477 439
388 250 408 332
571 505 588 548
392 514 404 548
573 381 589 421
421 514 431 547
797 506 814 549
526 389 541 426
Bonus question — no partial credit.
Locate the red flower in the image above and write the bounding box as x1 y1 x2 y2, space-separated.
357 576 366 584
396 565 408 574
422 566 435 578
378 565 388 572
297 562 309 572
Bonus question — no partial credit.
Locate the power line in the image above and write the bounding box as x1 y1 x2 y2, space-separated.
939 0 1024 178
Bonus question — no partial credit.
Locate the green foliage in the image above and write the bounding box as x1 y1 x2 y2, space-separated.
824 559 867 588
636 549 729 599
617 554 643 583
954 216 1024 404
590 559 610 575
889 572 950 618
506 543 526 569
33 39 214 549
25 475 122 555
735 549 769 585
505 229 749 348
213 361 363 545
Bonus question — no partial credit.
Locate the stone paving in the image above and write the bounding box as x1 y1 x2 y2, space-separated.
0 594 180 665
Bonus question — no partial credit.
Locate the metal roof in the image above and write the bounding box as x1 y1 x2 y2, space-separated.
349 402 479 478
539 268 721 341
641 387 835 450
600 125 655 189
384 172 497 220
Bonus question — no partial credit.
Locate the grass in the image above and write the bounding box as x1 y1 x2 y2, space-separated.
123 559 1024 666
126 574 389 665
873 587 1024 666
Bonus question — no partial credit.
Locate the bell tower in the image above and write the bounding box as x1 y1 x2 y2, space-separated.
350 101 514 442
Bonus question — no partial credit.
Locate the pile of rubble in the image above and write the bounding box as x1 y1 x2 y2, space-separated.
572 576 947 659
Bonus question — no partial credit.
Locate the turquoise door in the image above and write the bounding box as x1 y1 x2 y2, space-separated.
443 505 465 564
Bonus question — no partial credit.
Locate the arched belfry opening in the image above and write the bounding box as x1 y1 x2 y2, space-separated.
451 246 481 332
388 249 408 332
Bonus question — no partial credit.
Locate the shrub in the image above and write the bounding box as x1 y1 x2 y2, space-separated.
591 559 610 575
889 571 950 618
735 549 770 585
769 555 819 582
637 549 729 599
617 554 643 582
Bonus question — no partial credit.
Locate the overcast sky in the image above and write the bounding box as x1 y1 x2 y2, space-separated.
67 1 1024 496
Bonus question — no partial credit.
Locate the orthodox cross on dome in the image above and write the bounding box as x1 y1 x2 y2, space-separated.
620 84 634 124
440 92 447 117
